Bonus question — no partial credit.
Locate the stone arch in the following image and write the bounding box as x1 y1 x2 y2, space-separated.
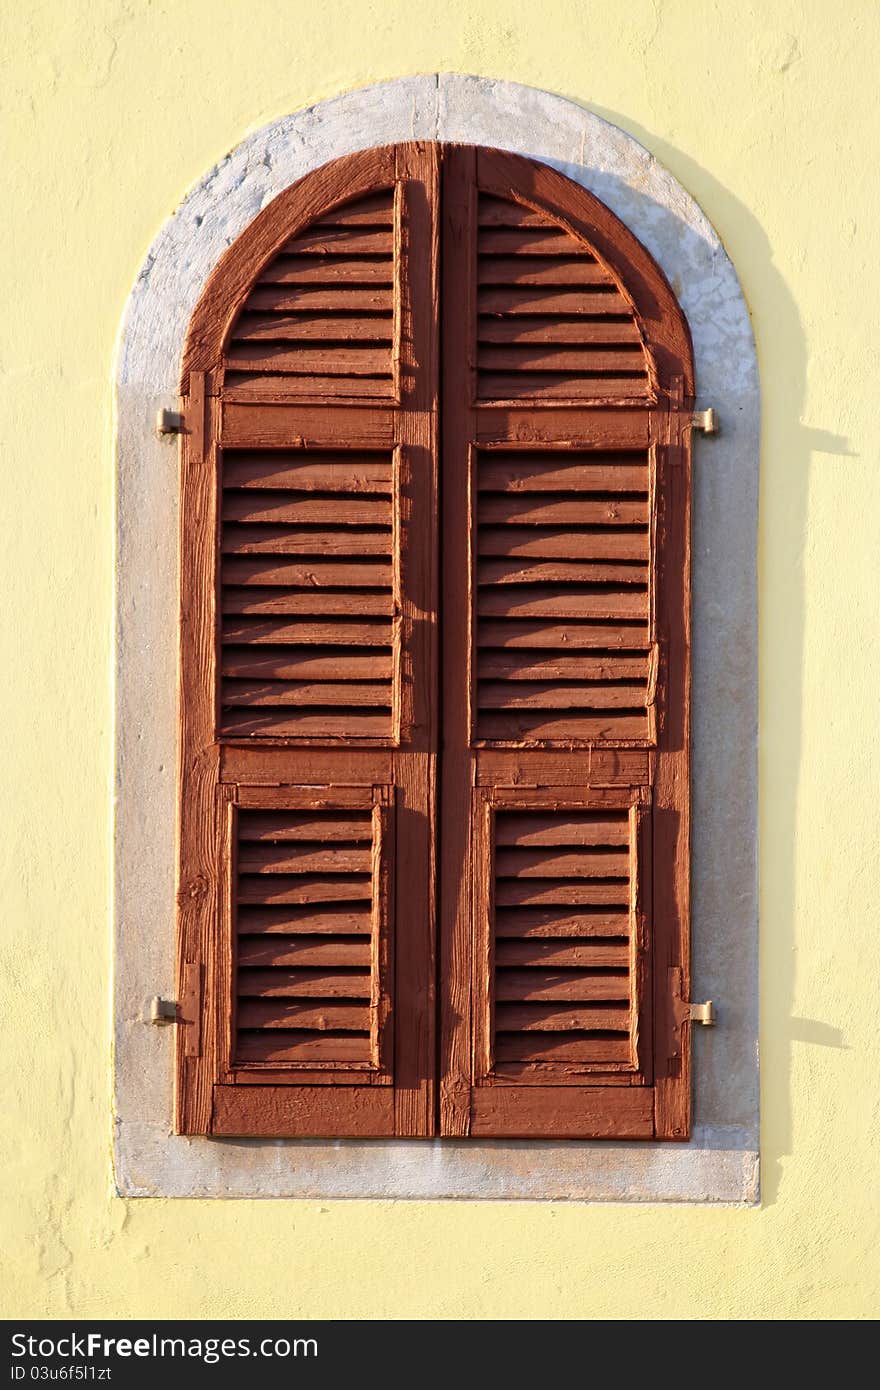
115 76 758 1200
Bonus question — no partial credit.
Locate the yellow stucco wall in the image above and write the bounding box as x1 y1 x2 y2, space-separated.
2 0 878 1319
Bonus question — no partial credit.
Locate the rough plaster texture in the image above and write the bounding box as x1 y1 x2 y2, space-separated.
115 75 759 1201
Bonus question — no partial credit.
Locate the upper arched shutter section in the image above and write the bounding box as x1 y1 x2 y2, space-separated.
222 188 398 402
175 143 695 1143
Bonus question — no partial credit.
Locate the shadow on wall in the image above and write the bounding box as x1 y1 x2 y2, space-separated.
592 108 853 1206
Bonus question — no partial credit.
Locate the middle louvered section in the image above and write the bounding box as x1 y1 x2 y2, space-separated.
492 806 637 1072
220 449 396 740
474 448 652 743
235 804 377 1066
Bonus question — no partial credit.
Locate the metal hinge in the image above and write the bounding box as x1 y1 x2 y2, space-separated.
688 1000 717 1026
691 406 718 435
156 408 184 435
148 996 178 1025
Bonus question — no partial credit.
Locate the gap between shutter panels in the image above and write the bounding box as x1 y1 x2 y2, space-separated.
490 806 639 1073
234 805 379 1066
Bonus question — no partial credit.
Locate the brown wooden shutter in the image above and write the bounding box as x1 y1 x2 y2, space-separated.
175 141 693 1142
439 148 693 1140
175 144 439 1137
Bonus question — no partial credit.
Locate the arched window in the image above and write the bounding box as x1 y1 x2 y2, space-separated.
175 142 695 1140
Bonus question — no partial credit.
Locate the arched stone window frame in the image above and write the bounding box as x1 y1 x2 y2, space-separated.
114 75 759 1201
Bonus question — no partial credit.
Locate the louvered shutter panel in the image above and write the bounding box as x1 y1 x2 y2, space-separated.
176 145 439 1137
175 142 693 1143
439 148 693 1140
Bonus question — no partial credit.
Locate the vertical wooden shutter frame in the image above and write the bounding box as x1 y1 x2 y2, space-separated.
175 143 694 1141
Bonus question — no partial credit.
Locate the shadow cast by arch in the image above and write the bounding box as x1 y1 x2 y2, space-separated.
587 106 854 1205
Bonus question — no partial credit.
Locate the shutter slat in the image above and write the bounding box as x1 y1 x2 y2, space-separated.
223 375 395 401
223 493 390 525
479 682 646 711
479 496 647 526
495 880 632 907
238 969 372 999
224 456 392 492
239 939 372 967
233 799 384 1067
478 652 647 681
496 848 631 878
476 445 652 741
238 1001 370 1030
314 192 395 226
239 845 373 874
495 908 630 937
257 257 394 285
281 228 392 253
223 650 392 680
478 287 629 314
488 806 638 1072
236 1033 372 1063
494 813 630 846
478 620 650 649
238 874 374 904
479 316 643 344
478 712 647 740
246 286 394 312
478 526 648 561
478 197 550 227
222 618 393 647
478 228 583 254
480 374 652 401
238 812 373 842
475 191 651 406
480 347 646 374
478 257 612 286
478 590 648 621
495 969 631 1001
495 1003 630 1032
479 560 647 585
221 590 393 617
478 458 647 492
494 1035 632 1064
222 711 391 738
237 906 373 935
495 940 630 967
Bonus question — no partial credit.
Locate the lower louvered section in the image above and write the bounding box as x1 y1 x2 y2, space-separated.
220 449 396 740
490 805 637 1074
474 448 653 744
233 798 387 1068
